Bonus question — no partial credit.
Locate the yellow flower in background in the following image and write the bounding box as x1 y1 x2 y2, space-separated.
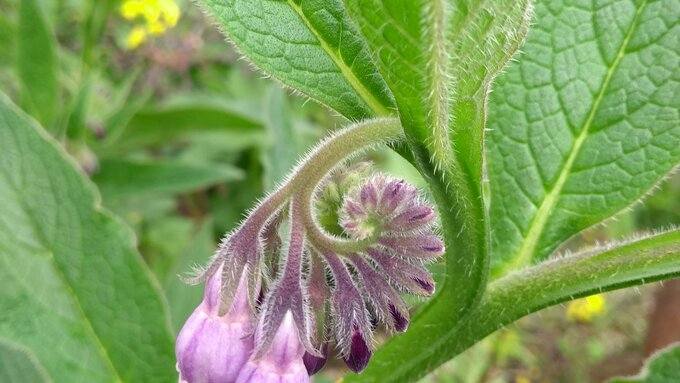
157 0 180 27
147 20 168 36
566 294 606 322
125 26 147 50
120 1 145 20
120 0 180 49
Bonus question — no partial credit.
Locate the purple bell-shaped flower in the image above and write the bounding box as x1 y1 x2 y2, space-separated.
236 311 310 383
176 263 255 383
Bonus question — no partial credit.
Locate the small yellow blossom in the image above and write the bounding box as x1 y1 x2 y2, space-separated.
158 0 180 27
515 376 532 383
119 0 180 48
120 1 144 20
125 26 147 50
147 20 168 36
566 294 606 322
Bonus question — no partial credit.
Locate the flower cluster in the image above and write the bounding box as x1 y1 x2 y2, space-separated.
119 0 180 49
176 164 444 382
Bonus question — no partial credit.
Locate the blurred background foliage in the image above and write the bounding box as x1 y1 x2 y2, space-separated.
0 0 678 382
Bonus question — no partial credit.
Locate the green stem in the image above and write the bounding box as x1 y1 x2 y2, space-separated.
388 138 489 317
349 229 680 382
290 118 403 254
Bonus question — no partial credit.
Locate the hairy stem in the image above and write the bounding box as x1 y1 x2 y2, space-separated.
349 229 680 382
234 117 403 241
291 118 403 254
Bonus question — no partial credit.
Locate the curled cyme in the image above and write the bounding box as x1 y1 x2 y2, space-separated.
175 124 444 382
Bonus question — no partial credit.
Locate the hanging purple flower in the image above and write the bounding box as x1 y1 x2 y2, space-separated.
176 262 255 383
236 311 309 383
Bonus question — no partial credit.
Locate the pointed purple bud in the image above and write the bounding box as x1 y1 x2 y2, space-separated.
388 304 409 332
365 247 436 296
379 178 406 214
379 235 445 259
350 256 409 333
383 205 434 233
344 199 366 219
359 182 379 210
343 328 372 373
321 252 373 369
303 343 328 375
414 278 436 295
236 311 310 383
378 178 418 217
176 263 255 383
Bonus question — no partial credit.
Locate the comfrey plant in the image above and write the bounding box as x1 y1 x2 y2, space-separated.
177 0 680 382
3 0 680 383
176 121 445 382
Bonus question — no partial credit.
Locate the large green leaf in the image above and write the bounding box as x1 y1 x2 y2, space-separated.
93 158 244 200
488 0 680 272
0 93 176 382
0 339 51 383
196 0 395 120
609 342 680 382
343 0 531 378
17 0 58 128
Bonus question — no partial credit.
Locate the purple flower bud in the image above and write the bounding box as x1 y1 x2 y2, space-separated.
378 178 418 217
382 204 434 233
176 263 255 383
341 175 437 243
236 311 310 383
359 182 379 210
345 199 367 219
343 327 372 373
303 343 328 375
366 247 436 296
414 277 436 295
322 251 373 372
350 256 409 333
388 304 409 333
379 234 445 259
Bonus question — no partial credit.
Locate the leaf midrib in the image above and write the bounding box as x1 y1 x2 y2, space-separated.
0 124 125 383
425 0 454 169
286 0 391 117
508 0 649 270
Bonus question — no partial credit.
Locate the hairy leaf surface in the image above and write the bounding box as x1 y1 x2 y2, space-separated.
488 0 680 271
197 0 394 119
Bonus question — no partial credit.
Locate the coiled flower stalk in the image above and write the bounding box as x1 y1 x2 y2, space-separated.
175 118 444 382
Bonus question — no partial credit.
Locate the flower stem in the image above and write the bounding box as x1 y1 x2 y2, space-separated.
291 117 403 254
